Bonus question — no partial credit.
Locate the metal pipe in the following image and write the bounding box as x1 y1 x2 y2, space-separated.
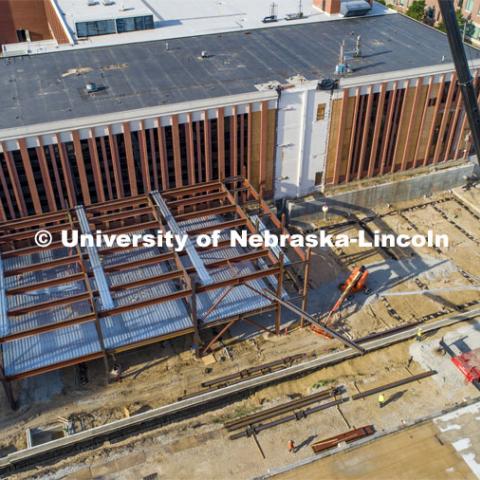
438 0 480 166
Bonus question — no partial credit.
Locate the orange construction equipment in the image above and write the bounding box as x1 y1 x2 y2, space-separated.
311 265 368 336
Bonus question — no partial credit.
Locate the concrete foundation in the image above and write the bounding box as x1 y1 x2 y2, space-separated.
288 161 478 218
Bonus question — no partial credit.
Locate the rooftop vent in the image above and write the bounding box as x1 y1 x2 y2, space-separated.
87 0 98 5
86 82 99 93
102 0 115 5
340 0 371 17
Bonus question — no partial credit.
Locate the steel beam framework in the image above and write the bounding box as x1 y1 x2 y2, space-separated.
0 179 312 407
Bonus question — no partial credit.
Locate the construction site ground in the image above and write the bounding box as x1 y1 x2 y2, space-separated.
2 185 480 479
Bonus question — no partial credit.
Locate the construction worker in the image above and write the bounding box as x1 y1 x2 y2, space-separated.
288 439 295 453
416 327 424 342
378 393 386 408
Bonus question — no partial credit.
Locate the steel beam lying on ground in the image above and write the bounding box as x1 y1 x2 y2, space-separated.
225 387 341 432
151 191 213 285
229 398 348 440
75 206 114 310
351 371 437 400
311 425 375 453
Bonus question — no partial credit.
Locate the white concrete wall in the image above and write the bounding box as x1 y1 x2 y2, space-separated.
274 81 332 200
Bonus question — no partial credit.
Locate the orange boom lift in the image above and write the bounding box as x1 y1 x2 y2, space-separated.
311 265 369 337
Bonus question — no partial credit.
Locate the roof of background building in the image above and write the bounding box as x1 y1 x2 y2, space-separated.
54 0 387 48
1 13 479 130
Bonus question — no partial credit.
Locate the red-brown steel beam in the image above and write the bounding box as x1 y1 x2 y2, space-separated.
0 153 15 219
243 178 306 262
5 256 79 276
157 119 169 190
0 210 67 229
204 110 212 181
0 240 65 258
240 111 245 177
345 88 360 183
71 130 92 205
454 73 480 160
107 126 124 197
149 128 159 190
138 120 151 192
413 75 434 168
99 288 192 317
423 74 446 166
7 272 85 295
187 218 246 236
162 181 222 198
171 114 183 188
48 143 67 209
195 121 203 183
401 77 423 171
110 270 184 292
390 80 411 173
86 194 149 211
55 134 77 207
259 100 268 192
9 292 91 316
167 191 227 208
433 74 457 164
4 352 105 381
357 86 374 180
18 138 42 215
217 107 225 180
1 144 27 216
379 82 398 175
367 83 387 178
333 89 349 185
101 220 159 236
232 106 238 177
36 136 57 211
89 206 153 224
196 266 280 294
247 103 253 181
186 112 196 185
87 130 105 204
123 122 138 195
1 313 97 343
99 135 114 200
174 204 236 222
444 82 463 162
102 251 176 272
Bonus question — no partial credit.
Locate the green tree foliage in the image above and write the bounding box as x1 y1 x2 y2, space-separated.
406 0 426 21
437 9 466 34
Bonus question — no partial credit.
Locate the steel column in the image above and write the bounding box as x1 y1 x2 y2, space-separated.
367 83 387 178
333 89 349 185
122 122 138 196
71 130 92 205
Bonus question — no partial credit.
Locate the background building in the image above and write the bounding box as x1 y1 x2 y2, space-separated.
0 1 479 220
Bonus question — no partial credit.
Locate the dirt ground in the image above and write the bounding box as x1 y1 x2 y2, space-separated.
273 421 477 480
2 186 480 479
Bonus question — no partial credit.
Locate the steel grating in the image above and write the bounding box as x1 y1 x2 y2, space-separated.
2 322 102 377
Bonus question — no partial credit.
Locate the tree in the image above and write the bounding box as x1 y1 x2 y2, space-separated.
406 0 426 21
437 9 466 34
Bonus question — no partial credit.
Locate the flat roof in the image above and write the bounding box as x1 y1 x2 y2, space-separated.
55 0 387 48
1 13 479 130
